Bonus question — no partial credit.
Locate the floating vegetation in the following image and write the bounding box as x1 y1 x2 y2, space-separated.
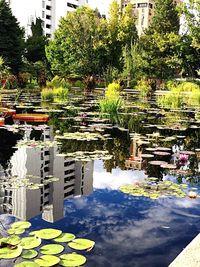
55 131 105 141
57 150 113 162
16 140 58 149
0 221 95 266
119 181 187 199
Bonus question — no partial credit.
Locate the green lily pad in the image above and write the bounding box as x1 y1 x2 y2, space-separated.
21 249 38 259
0 245 23 259
8 228 25 235
33 229 62 240
20 237 41 249
40 244 64 255
54 233 75 243
14 262 40 267
35 255 60 266
11 221 31 229
0 235 21 245
60 253 87 267
68 238 95 251
29 230 39 236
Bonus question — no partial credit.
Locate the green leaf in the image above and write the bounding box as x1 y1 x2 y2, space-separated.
33 229 62 240
20 237 41 249
35 255 60 266
0 235 21 245
54 233 75 243
68 238 95 251
7 228 25 235
0 245 23 259
11 221 31 229
60 253 87 267
14 261 40 267
21 249 38 259
40 244 64 255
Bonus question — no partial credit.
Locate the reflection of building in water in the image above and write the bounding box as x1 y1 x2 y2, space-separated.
0 127 93 222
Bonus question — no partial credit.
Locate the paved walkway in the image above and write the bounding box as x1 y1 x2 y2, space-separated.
169 234 200 267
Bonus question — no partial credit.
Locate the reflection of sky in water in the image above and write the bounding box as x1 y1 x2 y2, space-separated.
1 159 200 266
19 161 200 267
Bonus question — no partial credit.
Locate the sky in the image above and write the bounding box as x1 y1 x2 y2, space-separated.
88 0 112 15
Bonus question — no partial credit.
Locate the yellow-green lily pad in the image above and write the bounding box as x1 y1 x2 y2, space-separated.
20 237 41 249
54 233 75 243
14 262 40 267
35 255 60 266
0 245 23 259
40 244 64 255
68 238 95 251
11 221 31 229
8 228 25 235
32 229 62 240
21 249 38 259
0 235 21 245
60 253 86 267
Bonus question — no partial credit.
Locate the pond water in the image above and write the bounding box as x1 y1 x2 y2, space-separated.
1 90 200 267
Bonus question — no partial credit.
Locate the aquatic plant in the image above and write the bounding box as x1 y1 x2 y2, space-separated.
41 88 54 101
0 221 95 266
41 87 69 101
136 78 152 97
119 180 187 199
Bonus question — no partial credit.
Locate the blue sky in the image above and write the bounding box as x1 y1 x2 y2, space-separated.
88 0 112 15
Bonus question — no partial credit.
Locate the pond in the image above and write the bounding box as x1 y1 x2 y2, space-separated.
0 89 200 267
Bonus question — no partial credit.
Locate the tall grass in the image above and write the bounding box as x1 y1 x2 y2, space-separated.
99 82 122 116
41 87 68 101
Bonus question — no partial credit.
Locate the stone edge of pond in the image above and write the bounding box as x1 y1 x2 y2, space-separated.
169 233 200 267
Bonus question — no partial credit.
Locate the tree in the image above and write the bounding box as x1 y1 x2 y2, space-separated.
0 0 24 73
26 18 47 63
137 0 181 80
46 6 109 77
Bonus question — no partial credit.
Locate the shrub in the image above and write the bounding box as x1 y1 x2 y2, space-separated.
53 87 68 99
105 82 121 100
73 80 84 90
136 78 151 97
41 88 54 101
18 72 30 88
47 75 71 90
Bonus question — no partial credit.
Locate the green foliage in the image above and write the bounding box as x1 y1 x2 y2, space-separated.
26 18 47 63
136 78 152 97
0 0 24 73
47 75 71 90
99 82 122 115
73 80 84 90
41 87 68 101
41 88 54 101
46 6 109 77
157 81 200 108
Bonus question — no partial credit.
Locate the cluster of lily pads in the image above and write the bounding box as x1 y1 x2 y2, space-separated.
0 221 95 266
119 180 187 199
0 175 59 191
57 150 113 162
55 132 105 142
15 140 58 149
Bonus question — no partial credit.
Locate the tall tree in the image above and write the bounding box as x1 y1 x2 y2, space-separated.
26 18 47 63
0 0 24 73
46 6 109 77
137 0 181 80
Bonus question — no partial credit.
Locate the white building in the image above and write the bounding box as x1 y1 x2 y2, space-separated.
7 0 88 38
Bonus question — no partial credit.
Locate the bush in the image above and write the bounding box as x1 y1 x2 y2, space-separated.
41 86 68 102
53 87 68 99
105 82 121 100
136 79 151 97
73 80 84 90
18 72 30 88
47 75 71 90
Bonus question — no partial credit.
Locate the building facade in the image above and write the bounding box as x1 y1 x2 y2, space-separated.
7 0 88 38
118 0 180 36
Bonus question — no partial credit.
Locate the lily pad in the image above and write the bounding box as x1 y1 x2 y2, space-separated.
11 221 31 229
35 255 60 266
40 244 64 255
32 229 62 240
0 245 23 259
54 233 75 243
60 253 87 267
0 235 21 246
14 262 40 267
8 228 25 235
68 238 95 251
21 249 38 259
20 237 41 249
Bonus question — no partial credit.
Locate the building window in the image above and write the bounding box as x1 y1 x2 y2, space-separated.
46 33 51 38
46 15 51 20
42 11 45 18
46 24 51 29
67 2 78 9
46 5 51 10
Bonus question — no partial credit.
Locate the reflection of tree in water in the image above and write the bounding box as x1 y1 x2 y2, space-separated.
0 129 22 171
59 139 104 153
104 128 131 172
